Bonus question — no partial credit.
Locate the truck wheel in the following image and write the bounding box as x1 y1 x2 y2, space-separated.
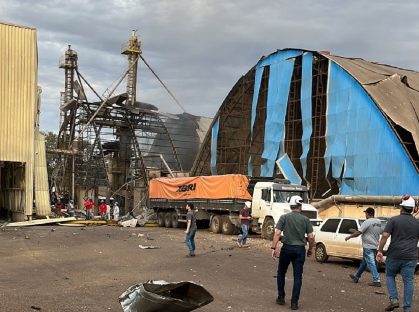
210 215 222 234
164 212 172 228
221 215 235 235
261 218 275 241
315 243 329 263
157 212 165 227
171 212 180 228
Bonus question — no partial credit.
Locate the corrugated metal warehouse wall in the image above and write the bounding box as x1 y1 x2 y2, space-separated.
0 22 38 220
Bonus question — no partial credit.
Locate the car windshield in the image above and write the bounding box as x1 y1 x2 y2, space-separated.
273 190 308 203
310 219 322 227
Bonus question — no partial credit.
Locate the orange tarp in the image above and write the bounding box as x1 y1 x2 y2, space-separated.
149 175 252 200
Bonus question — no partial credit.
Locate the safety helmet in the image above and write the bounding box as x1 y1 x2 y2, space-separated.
244 201 252 208
289 195 303 206
400 195 415 210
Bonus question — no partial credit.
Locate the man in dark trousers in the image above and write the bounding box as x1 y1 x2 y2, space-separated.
376 195 419 312
271 195 315 310
237 201 252 247
345 207 382 287
184 203 197 257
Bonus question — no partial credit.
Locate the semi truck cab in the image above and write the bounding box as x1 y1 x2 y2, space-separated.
250 182 320 240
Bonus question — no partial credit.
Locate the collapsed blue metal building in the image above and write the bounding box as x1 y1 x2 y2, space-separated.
191 49 419 199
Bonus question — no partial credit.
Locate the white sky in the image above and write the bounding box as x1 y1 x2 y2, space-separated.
1 0 419 132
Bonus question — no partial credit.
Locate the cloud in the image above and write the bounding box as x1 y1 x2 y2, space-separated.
1 0 419 132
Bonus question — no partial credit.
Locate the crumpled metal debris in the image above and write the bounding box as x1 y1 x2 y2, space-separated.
119 280 214 312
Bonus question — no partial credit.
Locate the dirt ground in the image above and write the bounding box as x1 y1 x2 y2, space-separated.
0 225 417 312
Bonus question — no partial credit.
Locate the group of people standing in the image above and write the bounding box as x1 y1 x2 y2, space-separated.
84 197 120 221
273 195 418 311
345 196 418 312
182 195 418 312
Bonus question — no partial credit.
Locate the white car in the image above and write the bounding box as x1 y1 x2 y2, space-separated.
314 217 395 268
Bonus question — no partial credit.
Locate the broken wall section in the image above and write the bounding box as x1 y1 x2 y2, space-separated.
325 61 419 195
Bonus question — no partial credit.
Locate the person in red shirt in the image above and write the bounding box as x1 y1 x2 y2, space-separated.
237 201 252 247
99 202 107 219
55 200 64 217
84 197 94 220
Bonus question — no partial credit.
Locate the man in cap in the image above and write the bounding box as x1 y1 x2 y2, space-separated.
271 195 314 310
237 201 252 247
345 207 382 287
376 195 419 312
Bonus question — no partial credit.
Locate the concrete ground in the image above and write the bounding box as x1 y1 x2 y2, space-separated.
0 225 417 312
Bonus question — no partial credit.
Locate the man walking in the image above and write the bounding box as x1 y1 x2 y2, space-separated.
184 203 197 257
345 207 382 287
376 195 419 312
237 201 252 247
271 195 314 310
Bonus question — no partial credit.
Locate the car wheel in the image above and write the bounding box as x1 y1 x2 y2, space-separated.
315 243 329 263
261 218 275 241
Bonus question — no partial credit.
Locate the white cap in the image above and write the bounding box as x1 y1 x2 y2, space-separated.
400 195 415 210
244 201 252 208
289 195 303 206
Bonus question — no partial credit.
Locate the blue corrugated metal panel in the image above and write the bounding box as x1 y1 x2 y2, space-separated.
325 61 419 195
300 52 313 179
250 68 263 135
248 67 263 176
277 154 302 184
249 50 301 176
260 54 298 176
210 117 219 175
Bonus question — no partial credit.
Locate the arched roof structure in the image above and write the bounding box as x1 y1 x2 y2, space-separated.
191 49 419 198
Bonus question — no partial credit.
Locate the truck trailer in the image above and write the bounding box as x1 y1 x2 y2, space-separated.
148 174 320 240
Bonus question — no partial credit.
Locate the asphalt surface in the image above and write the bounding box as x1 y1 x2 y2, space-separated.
0 224 417 312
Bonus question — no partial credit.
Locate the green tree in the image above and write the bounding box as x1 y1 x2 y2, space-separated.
41 131 60 178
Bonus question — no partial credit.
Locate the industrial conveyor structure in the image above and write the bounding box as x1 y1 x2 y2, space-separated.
52 31 191 211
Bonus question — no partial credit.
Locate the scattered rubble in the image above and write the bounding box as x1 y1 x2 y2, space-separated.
138 245 160 249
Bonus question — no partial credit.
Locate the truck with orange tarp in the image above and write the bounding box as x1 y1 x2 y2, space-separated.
148 174 320 240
